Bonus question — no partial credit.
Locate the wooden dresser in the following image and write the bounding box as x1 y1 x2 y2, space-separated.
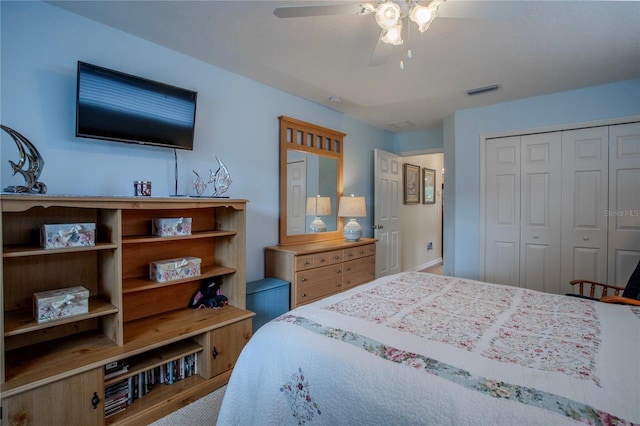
265 238 376 308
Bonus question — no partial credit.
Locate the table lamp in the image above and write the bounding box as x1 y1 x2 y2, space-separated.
338 194 366 241
306 195 331 232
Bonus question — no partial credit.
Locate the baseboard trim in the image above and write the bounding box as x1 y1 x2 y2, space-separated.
409 258 443 272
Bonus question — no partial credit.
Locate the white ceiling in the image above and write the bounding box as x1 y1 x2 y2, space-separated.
49 0 640 132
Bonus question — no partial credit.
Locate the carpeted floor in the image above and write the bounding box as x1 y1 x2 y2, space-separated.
148 385 226 425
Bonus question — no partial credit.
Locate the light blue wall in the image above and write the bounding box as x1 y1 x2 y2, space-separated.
342 115 394 238
0 1 388 281
394 127 444 154
444 79 640 280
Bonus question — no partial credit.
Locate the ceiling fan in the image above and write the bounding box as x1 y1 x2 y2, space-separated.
274 1 523 68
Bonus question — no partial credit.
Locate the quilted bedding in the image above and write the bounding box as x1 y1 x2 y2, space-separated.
217 272 640 425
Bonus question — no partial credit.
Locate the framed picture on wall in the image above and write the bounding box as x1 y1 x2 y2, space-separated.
403 163 420 204
423 168 436 204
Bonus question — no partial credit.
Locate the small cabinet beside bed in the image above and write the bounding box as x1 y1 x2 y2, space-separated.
265 238 376 308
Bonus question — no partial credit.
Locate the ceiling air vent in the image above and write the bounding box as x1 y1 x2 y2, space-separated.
390 121 415 129
466 84 500 96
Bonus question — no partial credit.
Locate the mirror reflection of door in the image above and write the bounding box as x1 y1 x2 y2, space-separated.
287 158 307 235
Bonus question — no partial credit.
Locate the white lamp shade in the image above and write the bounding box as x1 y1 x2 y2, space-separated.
338 195 366 241
338 195 366 218
306 196 331 216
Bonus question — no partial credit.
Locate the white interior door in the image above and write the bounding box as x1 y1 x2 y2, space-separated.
483 136 521 286
374 149 401 277
608 122 640 286
286 158 306 235
560 127 609 293
519 132 562 294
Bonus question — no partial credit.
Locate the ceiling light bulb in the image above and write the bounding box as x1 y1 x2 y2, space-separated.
410 4 432 26
375 1 401 30
381 24 403 45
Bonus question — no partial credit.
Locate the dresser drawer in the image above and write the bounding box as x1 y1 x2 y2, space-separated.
295 264 342 305
296 254 315 271
343 256 376 290
312 249 342 267
343 243 376 261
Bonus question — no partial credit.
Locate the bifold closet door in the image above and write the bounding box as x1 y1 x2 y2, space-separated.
483 136 521 286
519 133 562 293
560 127 609 294
608 122 640 286
484 132 562 293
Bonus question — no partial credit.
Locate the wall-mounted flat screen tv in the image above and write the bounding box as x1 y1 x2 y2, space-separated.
76 61 197 150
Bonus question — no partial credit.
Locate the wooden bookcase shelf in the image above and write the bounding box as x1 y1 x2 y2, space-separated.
2 241 119 258
4 296 118 337
0 195 253 425
122 264 237 294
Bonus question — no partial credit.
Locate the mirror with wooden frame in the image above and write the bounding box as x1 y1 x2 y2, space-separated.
279 116 344 245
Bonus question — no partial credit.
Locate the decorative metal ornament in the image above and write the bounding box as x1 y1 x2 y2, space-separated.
208 156 232 197
192 170 207 196
0 125 47 194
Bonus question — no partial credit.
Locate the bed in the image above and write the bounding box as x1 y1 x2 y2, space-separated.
217 272 639 425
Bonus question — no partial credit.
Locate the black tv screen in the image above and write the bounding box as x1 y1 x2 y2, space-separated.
76 61 197 150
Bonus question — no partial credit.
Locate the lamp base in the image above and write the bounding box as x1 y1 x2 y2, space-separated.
309 217 327 233
343 218 362 242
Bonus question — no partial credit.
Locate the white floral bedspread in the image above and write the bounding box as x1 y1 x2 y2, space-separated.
218 272 640 426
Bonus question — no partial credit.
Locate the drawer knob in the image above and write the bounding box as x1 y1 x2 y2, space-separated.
301 277 307 282
304 260 309 265
348 253 353 257
212 347 219 359
301 293 307 298
346 267 351 271
320 258 326 262
336 283 341 287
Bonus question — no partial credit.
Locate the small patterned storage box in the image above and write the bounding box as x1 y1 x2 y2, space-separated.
150 256 201 283
33 286 90 323
152 217 192 237
41 223 96 249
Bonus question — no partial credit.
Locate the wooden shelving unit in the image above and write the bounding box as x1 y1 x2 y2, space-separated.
0 195 253 425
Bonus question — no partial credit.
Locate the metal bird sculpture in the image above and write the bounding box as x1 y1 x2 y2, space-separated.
1 125 47 194
208 156 232 197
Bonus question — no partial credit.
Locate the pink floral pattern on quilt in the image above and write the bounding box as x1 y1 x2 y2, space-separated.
323 272 601 385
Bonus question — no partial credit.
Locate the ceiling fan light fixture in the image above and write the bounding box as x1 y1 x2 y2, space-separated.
409 4 432 27
375 1 401 30
381 23 403 45
359 3 377 15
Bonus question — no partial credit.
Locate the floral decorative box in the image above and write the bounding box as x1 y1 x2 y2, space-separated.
41 223 96 249
33 286 90 324
150 256 201 283
152 217 192 237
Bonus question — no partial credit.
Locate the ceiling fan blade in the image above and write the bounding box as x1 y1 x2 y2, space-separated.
369 33 394 67
437 1 525 20
274 3 366 18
